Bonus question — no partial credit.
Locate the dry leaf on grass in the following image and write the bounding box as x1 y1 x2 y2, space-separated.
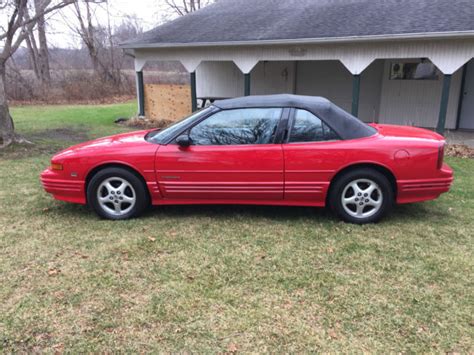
48 268 60 276
52 343 64 353
124 117 174 130
227 342 238 353
74 251 89 259
445 144 474 159
328 329 338 339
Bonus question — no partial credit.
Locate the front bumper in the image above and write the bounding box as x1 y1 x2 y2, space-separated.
397 163 454 204
40 168 86 204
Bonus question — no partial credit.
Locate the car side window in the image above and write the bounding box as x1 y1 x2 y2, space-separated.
189 108 282 145
289 109 339 143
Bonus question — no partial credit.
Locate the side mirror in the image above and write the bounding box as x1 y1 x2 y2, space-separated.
176 134 192 148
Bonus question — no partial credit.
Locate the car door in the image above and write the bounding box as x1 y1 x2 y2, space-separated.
155 107 286 201
282 108 343 204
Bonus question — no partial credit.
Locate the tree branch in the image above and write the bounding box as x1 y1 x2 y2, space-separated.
0 0 74 42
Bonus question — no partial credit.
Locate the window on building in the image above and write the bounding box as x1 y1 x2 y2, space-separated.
389 60 439 80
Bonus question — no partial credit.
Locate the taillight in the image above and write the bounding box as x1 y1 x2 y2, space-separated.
437 143 445 169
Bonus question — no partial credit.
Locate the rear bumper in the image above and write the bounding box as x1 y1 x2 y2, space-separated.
397 164 454 204
40 169 86 204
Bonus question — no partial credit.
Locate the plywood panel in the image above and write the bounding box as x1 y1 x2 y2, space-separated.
144 84 191 121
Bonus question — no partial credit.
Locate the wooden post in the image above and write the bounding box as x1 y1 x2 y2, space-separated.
244 73 251 96
351 74 361 117
136 71 145 117
190 71 197 112
436 74 452 135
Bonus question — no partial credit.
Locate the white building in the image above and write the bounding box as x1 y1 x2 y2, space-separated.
122 0 474 133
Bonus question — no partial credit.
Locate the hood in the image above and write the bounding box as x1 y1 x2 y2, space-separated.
370 124 445 141
52 130 153 161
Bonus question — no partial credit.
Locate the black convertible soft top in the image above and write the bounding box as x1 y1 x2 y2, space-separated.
214 94 376 140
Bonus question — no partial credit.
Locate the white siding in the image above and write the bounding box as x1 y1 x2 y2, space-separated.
196 61 295 98
251 61 296 94
195 59 464 129
196 61 243 98
135 38 474 75
295 60 384 122
378 61 463 129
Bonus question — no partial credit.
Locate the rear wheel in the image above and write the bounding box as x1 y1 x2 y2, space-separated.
87 167 149 220
330 168 394 224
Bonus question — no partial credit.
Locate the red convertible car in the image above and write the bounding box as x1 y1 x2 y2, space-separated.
41 95 453 224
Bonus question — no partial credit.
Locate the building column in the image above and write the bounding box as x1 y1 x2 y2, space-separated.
190 71 197 112
436 74 452 135
136 71 145 117
351 74 361 117
244 73 251 96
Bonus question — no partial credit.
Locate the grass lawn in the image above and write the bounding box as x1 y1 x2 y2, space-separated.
1 103 473 352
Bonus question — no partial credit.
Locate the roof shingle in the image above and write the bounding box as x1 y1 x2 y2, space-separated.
123 0 474 48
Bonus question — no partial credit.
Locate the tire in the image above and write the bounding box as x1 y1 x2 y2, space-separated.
87 167 149 220
329 168 394 224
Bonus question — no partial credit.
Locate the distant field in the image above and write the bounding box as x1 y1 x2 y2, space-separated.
8 70 188 103
17 69 189 85
0 103 473 352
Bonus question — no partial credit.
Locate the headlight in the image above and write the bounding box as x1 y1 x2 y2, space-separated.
51 163 63 171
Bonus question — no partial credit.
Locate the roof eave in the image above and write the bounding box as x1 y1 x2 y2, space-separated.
120 30 474 49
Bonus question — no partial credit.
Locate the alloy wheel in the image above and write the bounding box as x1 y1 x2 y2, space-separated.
341 178 383 219
97 177 136 217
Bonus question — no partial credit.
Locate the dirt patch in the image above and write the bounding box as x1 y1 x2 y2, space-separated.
28 128 89 143
0 142 57 160
0 128 90 160
446 144 474 159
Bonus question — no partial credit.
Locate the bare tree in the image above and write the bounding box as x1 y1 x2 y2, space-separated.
24 0 51 84
0 0 73 148
113 15 142 43
69 0 121 84
165 0 215 16
70 0 101 73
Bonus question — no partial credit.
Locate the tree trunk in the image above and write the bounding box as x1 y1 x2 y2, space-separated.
25 33 40 78
90 47 100 74
35 0 51 84
0 63 15 147
0 62 32 148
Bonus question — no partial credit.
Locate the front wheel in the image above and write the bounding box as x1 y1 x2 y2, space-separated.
329 168 394 224
87 167 149 220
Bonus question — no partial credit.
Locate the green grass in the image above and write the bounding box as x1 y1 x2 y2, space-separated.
4 102 136 156
0 103 473 352
11 102 136 135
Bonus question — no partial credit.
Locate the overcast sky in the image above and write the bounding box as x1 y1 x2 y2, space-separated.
45 0 176 48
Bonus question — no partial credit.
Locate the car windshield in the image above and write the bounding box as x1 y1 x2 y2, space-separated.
145 106 215 144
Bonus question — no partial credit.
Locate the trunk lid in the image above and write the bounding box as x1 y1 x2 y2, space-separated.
370 124 445 141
